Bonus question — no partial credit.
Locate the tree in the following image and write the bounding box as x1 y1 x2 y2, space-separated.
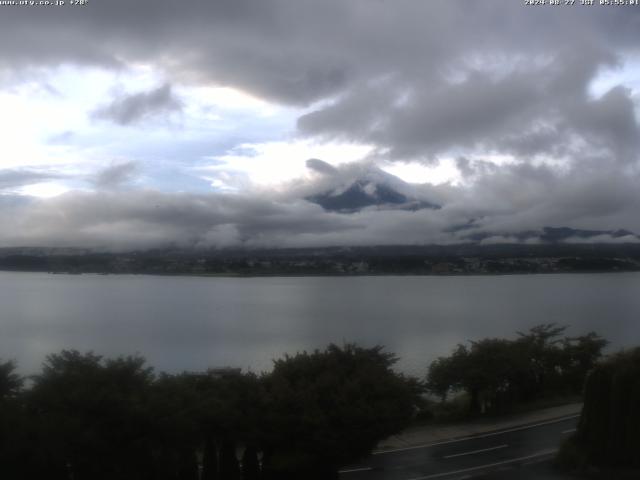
426 325 608 415
571 348 640 468
462 338 524 413
516 323 568 398
201 435 219 480
0 360 22 400
0 360 28 479
149 373 204 480
427 338 528 414
27 350 156 480
560 332 609 393
261 344 422 479
219 440 240 480
241 445 261 480
150 368 264 480
426 346 466 402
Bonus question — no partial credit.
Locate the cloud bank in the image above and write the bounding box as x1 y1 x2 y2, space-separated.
91 84 182 125
0 1 638 249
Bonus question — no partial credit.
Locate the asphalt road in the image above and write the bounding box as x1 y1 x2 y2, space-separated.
339 415 579 480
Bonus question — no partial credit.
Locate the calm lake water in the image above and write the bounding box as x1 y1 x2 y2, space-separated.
1 271 639 376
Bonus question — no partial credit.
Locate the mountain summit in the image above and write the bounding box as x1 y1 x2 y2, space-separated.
306 165 440 213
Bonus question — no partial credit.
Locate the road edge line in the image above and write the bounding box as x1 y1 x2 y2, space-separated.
373 414 579 455
405 449 558 480
443 444 508 459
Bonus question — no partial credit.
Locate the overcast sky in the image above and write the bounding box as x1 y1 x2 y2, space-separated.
0 0 639 250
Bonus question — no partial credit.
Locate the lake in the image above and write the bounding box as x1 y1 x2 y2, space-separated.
1 271 639 377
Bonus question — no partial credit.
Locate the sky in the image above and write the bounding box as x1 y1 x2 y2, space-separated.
0 0 639 250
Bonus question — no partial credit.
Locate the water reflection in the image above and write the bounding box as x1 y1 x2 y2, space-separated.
1 271 638 375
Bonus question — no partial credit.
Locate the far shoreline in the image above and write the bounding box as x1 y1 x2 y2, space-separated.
1 268 639 279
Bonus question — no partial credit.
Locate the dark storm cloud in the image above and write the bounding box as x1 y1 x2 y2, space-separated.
2 157 638 250
0 1 635 104
92 161 138 189
1 2 638 154
305 158 338 176
299 70 546 159
0 169 62 190
565 86 640 163
91 84 182 125
0 189 362 250
440 161 640 240
0 1 639 248
299 50 639 165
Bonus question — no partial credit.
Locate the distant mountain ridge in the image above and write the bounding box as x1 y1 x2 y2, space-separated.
466 226 640 244
1 242 640 276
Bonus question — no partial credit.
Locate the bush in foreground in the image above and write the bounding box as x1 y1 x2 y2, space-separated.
0 344 422 480
426 324 607 415
558 347 640 474
261 344 423 479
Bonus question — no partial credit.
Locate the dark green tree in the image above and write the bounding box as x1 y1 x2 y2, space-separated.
0 360 22 400
150 369 264 480
261 343 422 479
463 338 524 413
149 373 204 480
427 339 527 414
516 323 568 397
219 440 241 479
427 325 607 415
0 360 28 480
176 450 199 480
241 445 261 480
560 332 609 393
572 348 640 468
27 350 156 480
426 346 466 402
201 436 219 480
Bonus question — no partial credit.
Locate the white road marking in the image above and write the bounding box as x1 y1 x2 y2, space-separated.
373 414 580 455
405 449 558 480
562 428 577 434
443 444 508 460
338 467 373 474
